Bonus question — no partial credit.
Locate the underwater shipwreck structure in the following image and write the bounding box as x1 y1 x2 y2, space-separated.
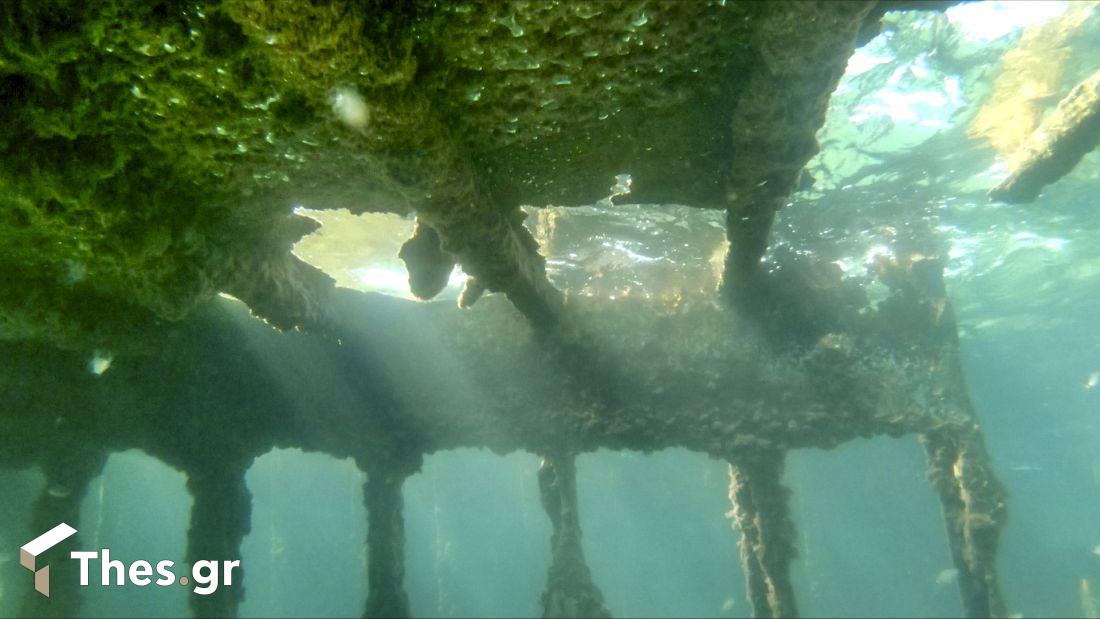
3 1 1098 617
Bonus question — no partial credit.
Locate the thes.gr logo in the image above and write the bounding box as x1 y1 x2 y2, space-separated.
18 522 240 598
20 523 78 597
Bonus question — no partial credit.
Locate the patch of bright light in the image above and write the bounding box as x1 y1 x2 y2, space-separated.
918 118 952 129
864 244 894 265
448 269 468 287
1010 231 1070 253
947 1 1068 42
943 77 963 107
849 57 961 128
833 256 863 276
939 227 982 279
349 266 468 300
89 350 113 376
596 173 634 208
609 240 659 264
355 267 410 293
981 159 1009 181
845 49 892 78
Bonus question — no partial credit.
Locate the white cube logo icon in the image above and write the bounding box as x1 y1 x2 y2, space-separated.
20 523 77 597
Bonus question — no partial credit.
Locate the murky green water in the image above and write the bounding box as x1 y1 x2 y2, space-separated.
2 2 1099 618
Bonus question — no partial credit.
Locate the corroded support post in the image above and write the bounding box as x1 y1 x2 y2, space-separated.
20 450 107 619
921 428 1008 618
722 2 874 287
727 451 799 619
362 456 418 619
538 453 610 619
185 465 252 619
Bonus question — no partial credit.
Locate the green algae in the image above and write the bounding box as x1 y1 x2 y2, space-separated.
0 0 874 348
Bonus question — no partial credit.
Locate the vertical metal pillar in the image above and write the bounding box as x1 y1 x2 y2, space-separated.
185 465 251 619
922 429 1008 618
538 453 610 619
727 450 799 619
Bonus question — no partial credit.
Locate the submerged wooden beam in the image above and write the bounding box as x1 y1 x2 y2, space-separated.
727 451 799 619
989 68 1100 204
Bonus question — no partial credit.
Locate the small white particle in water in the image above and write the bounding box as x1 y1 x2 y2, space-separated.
64 260 87 285
935 568 959 585
47 485 72 499
1093 545 1100 557
329 87 370 132
89 351 113 376
1085 371 1099 391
